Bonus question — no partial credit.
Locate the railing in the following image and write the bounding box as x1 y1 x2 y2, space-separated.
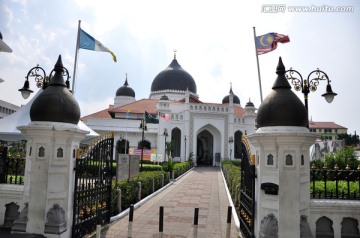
0 155 25 185
310 164 360 200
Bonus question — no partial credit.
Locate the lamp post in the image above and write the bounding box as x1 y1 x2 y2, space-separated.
285 68 337 123
184 135 187 162
163 128 168 162
228 136 234 160
139 119 147 171
18 64 70 99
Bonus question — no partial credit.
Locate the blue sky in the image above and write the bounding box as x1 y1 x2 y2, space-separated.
1 0 359 135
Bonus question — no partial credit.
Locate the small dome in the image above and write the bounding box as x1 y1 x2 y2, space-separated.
222 85 240 104
30 55 80 124
151 55 197 94
245 99 255 107
256 57 308 128
160 94 169 101
116 75 135 97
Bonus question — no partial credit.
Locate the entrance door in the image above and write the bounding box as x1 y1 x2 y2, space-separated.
196 130 213 166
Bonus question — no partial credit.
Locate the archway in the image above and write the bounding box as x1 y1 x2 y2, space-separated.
234 130 243 159
171 127 181 158
116 139 129 154
138 140 151 149
197 130 214 166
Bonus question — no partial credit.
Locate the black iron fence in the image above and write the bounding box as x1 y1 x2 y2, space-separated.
0 147 25 185
310 164 360 200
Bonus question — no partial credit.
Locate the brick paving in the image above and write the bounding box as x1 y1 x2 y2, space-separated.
101 167 240 238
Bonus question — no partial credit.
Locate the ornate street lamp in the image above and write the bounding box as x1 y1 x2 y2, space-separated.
285 68 337 114
163 128 168 162
19 64 70 99
139 119 147 171
228 136 234 160
184 135 187 162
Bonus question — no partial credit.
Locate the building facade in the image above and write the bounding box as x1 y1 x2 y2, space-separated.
0 99 19 119
82 54 257 165
309 121 347 141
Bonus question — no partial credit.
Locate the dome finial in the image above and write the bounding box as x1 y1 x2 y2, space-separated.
174 49 177 59
229 82 233 94
272 56 291 89
276 57 286 75
124 73 129 86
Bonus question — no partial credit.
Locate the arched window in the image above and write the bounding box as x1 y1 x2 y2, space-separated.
316 216 334 238
341 217 359 237
38 146 45 157
267 154 274 165
301 154 304 166
285 154 293 166
57 148 63 158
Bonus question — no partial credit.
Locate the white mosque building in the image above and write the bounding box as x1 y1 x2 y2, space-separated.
81 54 257 166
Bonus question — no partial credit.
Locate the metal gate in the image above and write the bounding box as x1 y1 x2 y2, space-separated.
72 132 114 238
239 135 256 238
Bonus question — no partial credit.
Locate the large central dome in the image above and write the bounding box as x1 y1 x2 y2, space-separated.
150 56 197 95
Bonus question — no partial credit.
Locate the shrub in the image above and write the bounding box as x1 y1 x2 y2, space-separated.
113 171 169 212
222 161 241 204
141 164 163 172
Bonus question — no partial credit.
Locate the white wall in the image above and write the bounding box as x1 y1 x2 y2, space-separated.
0 184 23 226
310 200 360 238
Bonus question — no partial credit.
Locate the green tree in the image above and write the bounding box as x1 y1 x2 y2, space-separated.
323 146 359 170
337 133 359 147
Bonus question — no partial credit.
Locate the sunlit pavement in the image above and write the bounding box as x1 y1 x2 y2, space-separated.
101 167 240 238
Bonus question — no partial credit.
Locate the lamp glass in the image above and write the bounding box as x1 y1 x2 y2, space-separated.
20 90 31 99
324 93 335 103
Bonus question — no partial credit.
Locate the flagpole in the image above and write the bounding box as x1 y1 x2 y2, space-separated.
253 27 263 103
72 20 81 95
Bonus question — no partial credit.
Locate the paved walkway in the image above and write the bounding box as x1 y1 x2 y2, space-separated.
102 167 240 238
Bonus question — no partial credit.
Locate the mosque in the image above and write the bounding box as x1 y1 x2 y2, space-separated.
81 53 257 166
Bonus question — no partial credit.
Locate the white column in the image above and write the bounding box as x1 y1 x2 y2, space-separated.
18 122 88 237
248 126 316 238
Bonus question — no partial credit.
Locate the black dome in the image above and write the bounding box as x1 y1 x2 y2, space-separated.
245 100 255 107
116 76 135 97
160 94 169 100
256 57 308 128
151 57 197 94
30 55 80 125
222 86 240 104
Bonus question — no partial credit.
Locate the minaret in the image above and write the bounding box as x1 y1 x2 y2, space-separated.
247 57 316 238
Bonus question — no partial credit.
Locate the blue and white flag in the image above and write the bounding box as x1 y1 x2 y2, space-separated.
79 29 117 62
126 110 131 119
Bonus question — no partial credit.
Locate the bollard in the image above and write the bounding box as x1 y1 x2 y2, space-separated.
159 206 164 238
167 172 170 182
96 224 101 238
193 207 199 238
226 206 232 238
128 204 134 238
161 174 164 187
117 188 122 213
171 170 174 180
138 182 142 201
